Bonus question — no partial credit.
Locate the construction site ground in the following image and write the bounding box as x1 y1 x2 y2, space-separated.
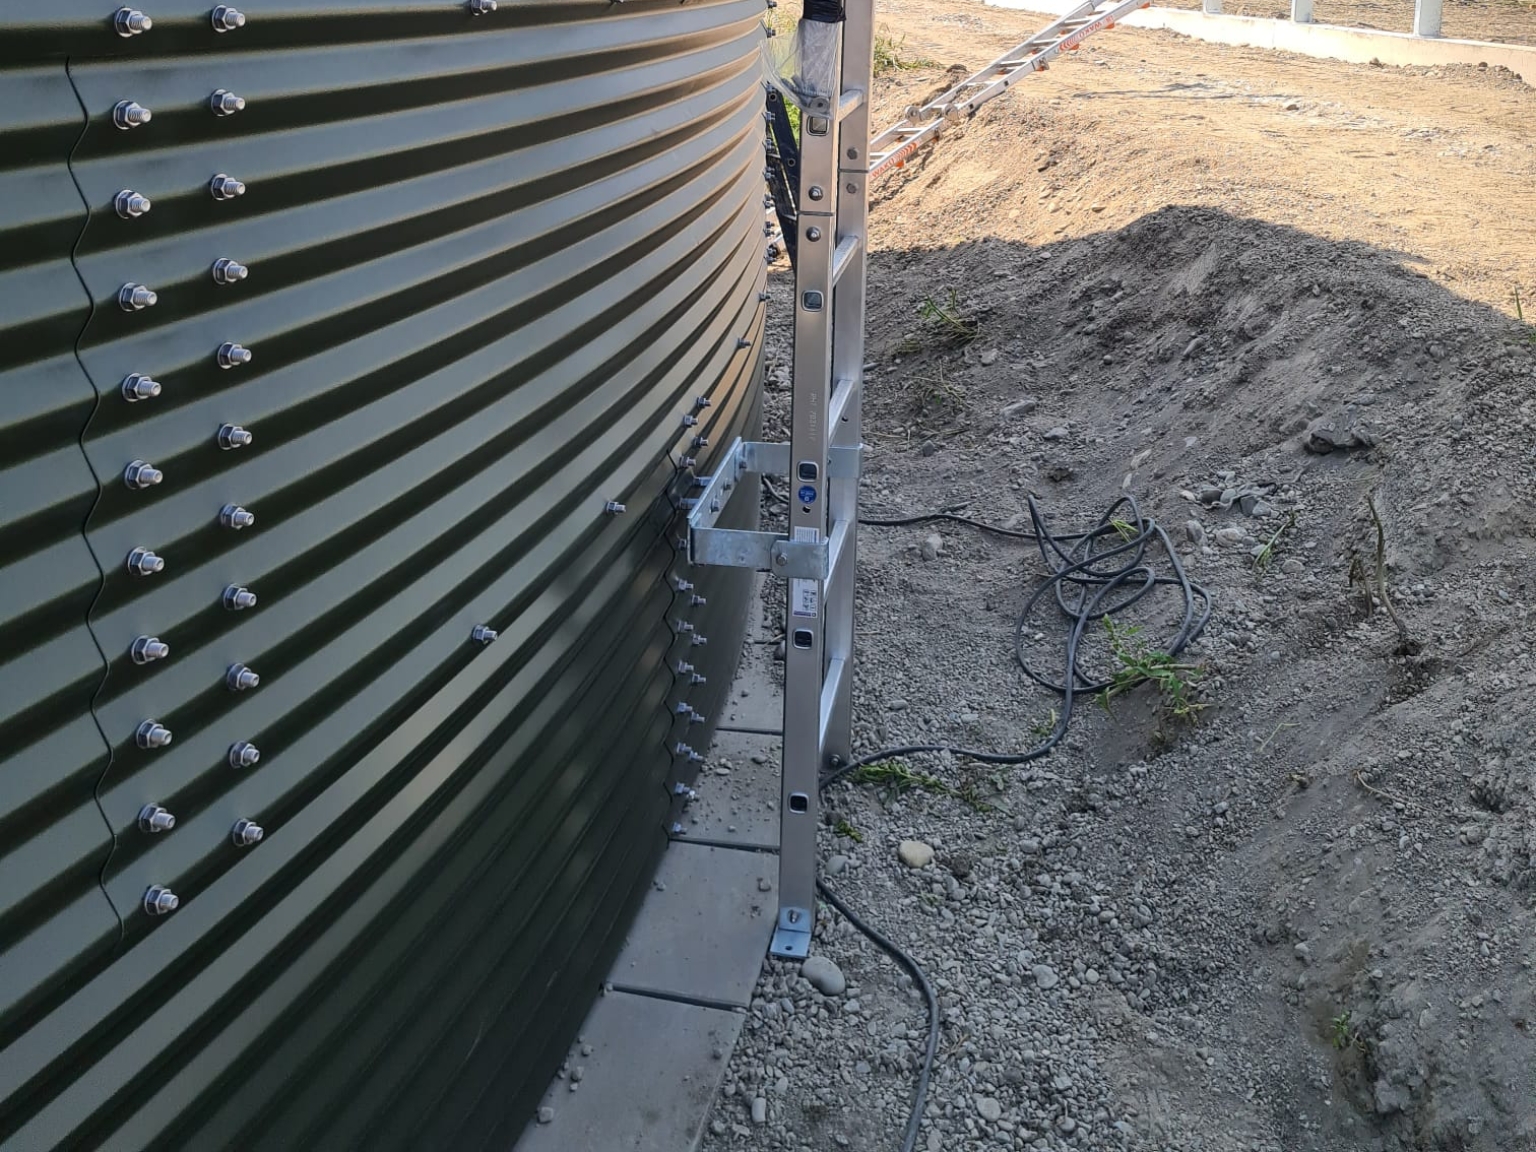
697 1 1536 1150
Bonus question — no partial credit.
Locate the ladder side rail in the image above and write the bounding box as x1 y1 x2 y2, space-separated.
773 10 845 962
822 0 874 772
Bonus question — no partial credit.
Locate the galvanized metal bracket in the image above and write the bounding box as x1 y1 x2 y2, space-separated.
686 437 861 578
770 905 812 959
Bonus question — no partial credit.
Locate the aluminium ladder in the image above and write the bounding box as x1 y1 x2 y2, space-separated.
869 0 1151 182
686 0 872 959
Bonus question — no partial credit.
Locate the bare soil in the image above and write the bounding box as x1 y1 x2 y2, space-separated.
703 5 1536 1151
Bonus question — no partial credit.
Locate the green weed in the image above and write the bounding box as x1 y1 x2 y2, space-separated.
1253 511 1298 575
834 818 863 843
852 761 993 813
873 25 936 76
1098 617 1206 722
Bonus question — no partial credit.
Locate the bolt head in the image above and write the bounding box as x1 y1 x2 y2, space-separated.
210 88 246 115
114 189 152 218
115 8 153 35
124 460 164 489
113 101 152 129
220 504 255 530
603 501 626 515
212 258 249 284
136 720 173 748
139 804 176 833
144 886 179 915
217 424 253 449
808 186 825 201
131 636 170 664
229 741 261 768
233 819 265 846
223 585 258 611
121 373 161 401
211 5 246 30
227 664 260 691
210 174 246 199
127 547 165 576
471 625 498 644
118 283 157 311
216 342 253 369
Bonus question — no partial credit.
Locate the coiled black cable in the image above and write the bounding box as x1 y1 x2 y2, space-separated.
806 494 1209 1152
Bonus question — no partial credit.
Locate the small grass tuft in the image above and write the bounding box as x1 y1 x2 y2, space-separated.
918 289 982 346
1253 511 1298 575
1030 707 1061 738
852 761 993 813
873 25 935 76
1098 617 1206 722
834 817 863 843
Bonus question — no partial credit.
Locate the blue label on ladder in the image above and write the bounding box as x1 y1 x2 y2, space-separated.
798 485 817 504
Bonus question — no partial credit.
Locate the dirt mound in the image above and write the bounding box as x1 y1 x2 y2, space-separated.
704 11 1536 1152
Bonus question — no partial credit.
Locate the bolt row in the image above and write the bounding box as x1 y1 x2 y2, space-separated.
114 5 245 37
108 8 272 927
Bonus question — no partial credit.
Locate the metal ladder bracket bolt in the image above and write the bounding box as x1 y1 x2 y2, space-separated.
690 594 707 607
114 189 152 218
217 423 254 450
470 624 498 644
681 414 698 427
223 584 258 610
210 88 246 116
673 578 694 592
212 257 248 284
805 226 823 242
807 185 825 201
226 663 260 691
220 503 256 530
232 818 265 846
675 660 694 675
467 0 497 11
123 459 164 489
113 100 152 129
118 283 157 311
136 719 173 748
130 635 170 664
127 547 165 576
603 500 627 515
138 804 176 833
229 741 261 768
114 7 153 35
675 701 692 715
690 634 708 646
143 886 179 915
121 373 161 402
216 342 253 369
692 435 709 450
689 672 707 685
210 173 246 200
210 5 246 31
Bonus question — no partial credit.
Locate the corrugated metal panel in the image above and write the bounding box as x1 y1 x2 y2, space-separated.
0 1 766 1147
0 48 121 1094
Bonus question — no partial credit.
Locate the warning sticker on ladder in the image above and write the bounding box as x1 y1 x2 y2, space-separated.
791 526 819 619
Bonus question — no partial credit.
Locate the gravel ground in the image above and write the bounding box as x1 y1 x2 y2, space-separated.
701 11 1536 1152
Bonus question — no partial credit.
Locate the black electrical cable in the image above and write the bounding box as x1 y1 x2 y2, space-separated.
797 493 1209 1152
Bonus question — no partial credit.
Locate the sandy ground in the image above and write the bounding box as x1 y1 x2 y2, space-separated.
702 5 1536 1152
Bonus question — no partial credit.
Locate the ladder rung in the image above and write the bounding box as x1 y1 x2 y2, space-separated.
818 655 847 755
838 88 866 120
829 375 856 429
831 234 861 286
